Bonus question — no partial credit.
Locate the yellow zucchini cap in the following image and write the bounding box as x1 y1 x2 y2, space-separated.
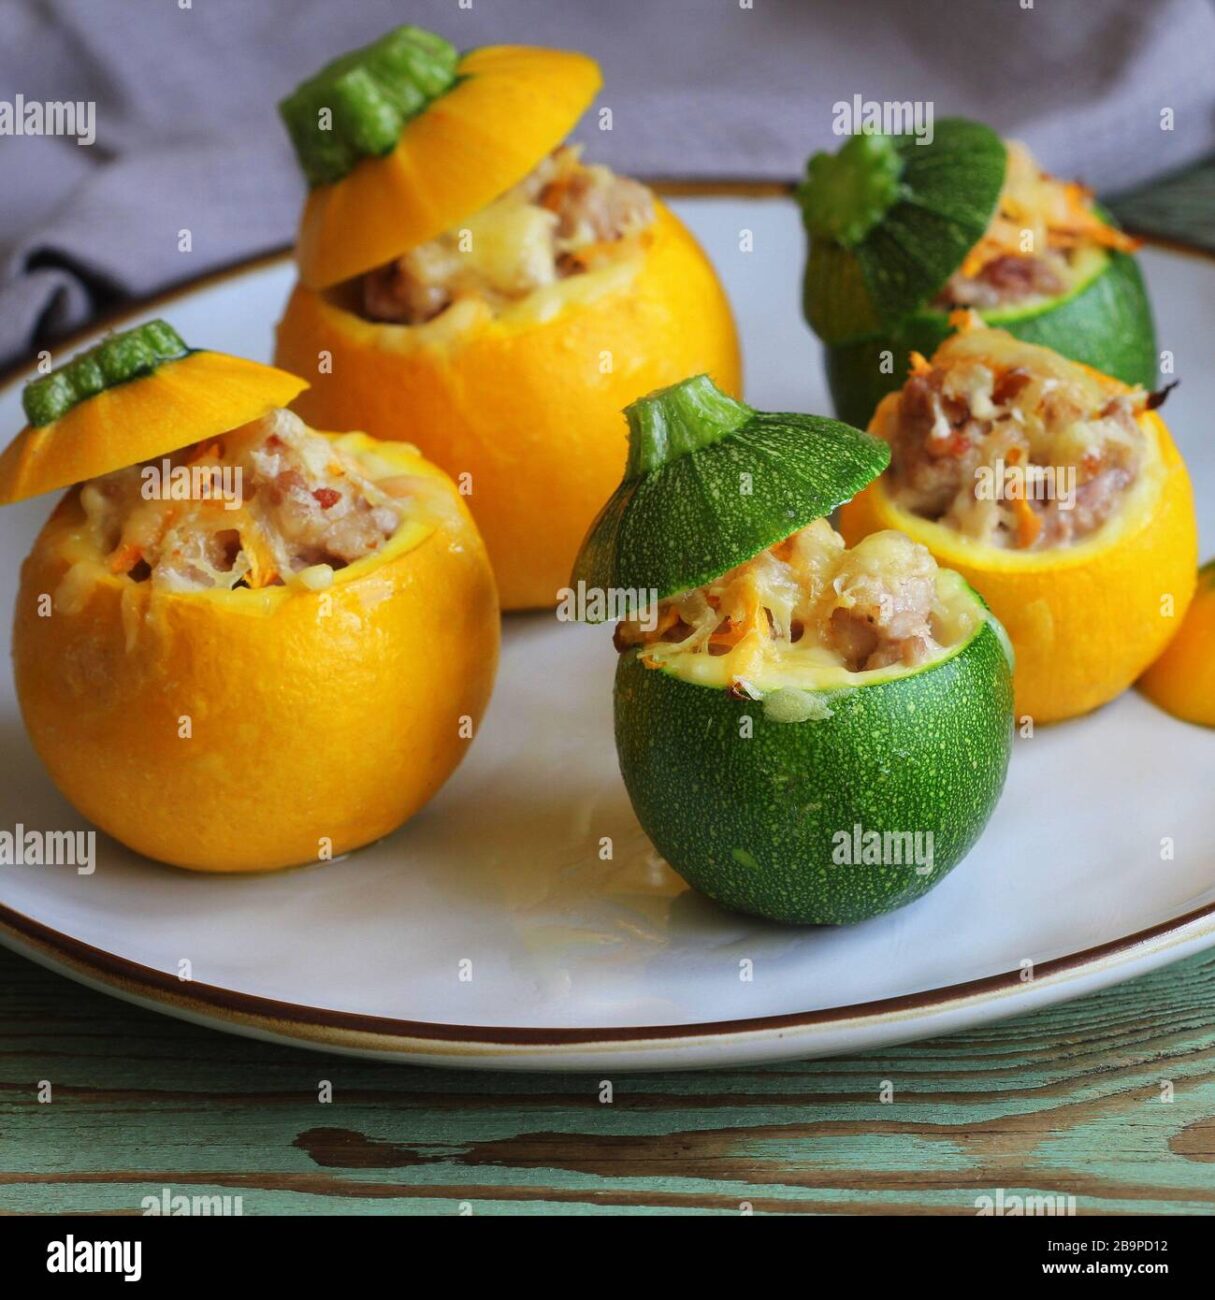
0 350 308 505
295 45 602 289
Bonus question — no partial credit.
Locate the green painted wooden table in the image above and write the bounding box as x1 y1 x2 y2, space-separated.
3 942 1214 1215
3 166 1213 1220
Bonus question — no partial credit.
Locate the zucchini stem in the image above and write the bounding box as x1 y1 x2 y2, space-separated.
23 319 190 428
624 374 754 476
797 132 906 248
279 25 459 188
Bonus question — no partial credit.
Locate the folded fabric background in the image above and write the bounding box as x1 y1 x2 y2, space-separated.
1 0 1213 370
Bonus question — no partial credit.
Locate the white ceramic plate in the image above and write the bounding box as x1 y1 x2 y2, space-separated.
1 198 1212 1071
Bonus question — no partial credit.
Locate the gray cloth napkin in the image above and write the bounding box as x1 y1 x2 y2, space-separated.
2 0 1213 369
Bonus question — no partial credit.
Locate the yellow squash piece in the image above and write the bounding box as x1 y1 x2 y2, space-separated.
1139 562 1215 727
277 202 742 609
13 436 499 872
838 337 1198 724
297 45 602 289
0 350 306 505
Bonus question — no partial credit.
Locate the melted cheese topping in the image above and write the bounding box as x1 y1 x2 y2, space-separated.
936 141 1140 310
880 327 1149 549
361 146 656 325
69 409 444 592
617 520 983 693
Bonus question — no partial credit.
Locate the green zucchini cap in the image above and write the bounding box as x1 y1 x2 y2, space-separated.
570 374 889 611
800 118 1007 337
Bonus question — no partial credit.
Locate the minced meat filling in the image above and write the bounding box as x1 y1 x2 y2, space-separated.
79 409 406 591
616 520 959 683
362 146 655 324
932 141 1139 311
879 330 1147 549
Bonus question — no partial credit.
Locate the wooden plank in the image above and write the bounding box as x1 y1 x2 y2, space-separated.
2 945 1214 1214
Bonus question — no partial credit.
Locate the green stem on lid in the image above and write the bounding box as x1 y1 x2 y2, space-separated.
624 375 754 477
22 319 190 428
279 25 459 188
797 131 907 249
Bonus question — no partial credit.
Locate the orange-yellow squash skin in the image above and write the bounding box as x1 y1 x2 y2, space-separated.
276 202 742 610
1139 562 1215 727
296 45 603 289
839 407 1197 724
0 352 306 505
12 436 499 872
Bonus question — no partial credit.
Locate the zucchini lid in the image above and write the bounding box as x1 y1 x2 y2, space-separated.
0 320 308 505
570 374 889 609
283 26 603 288
799 119 1007 341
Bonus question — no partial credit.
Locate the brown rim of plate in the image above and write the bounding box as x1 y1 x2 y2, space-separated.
0 190 1212 1058
0 897 1214 1054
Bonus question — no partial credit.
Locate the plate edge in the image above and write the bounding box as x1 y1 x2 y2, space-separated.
2 895 1214 1058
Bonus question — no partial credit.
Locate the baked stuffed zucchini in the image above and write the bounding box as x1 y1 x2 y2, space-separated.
799 120 1156 428
573 375 1013 925
1139 559 1215 728
274 25 741 610
838 323 1197 723
4 321 499 872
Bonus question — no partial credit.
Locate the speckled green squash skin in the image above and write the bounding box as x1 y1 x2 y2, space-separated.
822 251 1157 429
615 619 1013 925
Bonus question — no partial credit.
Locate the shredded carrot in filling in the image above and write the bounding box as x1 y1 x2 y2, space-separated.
938 142 1140 310
106 541 143 575
880 330 1151 550
1010 490 1043 549
76 409 415 591
707 578 767 650
616 520 965 683
361 146 656 325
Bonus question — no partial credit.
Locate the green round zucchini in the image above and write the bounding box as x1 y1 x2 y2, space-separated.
615 613 1013 926
798 118 1158 429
